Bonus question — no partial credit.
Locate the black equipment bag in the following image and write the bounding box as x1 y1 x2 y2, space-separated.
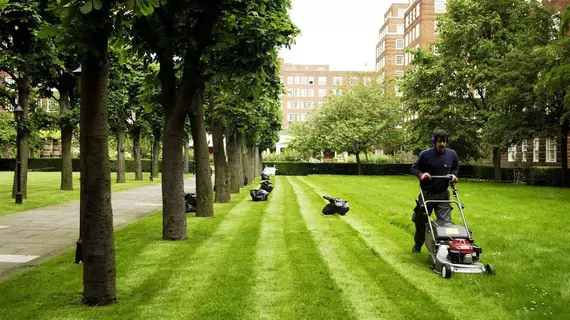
250 189 269 201
260 180 274 193
185 193 197 213
322 195 349 215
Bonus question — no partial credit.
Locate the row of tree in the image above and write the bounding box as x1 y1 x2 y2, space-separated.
401 0 570 185
1 0 298 306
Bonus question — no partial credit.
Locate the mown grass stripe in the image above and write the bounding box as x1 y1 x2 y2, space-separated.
298 175 512 319
132 184 269 319
289 176 426 319
248 177 352 320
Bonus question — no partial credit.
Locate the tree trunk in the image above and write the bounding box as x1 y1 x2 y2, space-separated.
258 148 263 177
212 115 231 203
59 82 74 191
160 57 186 240
355 152 362 175
560 122 569 187
116 130 126 183
12 81 29 199
364 152 369 162
227 130 240 193
79 29 116 306
241 139 250 186
183 138 190 174
236 132 245 187
152 129 160 179
493 147 502 181
255 147 261 178
247 145 254 184
133 126 143 180
189 91 214 217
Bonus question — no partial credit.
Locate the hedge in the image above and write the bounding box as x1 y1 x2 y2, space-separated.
0 158 196 174
262 162 566 187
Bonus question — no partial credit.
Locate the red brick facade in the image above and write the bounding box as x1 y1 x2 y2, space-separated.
279 60 374 131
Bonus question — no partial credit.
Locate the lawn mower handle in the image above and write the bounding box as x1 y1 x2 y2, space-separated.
323 195 333 201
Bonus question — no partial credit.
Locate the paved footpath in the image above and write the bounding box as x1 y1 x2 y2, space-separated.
0 178 197 282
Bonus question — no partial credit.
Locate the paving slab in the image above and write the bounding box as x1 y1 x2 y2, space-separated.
0 177 197 282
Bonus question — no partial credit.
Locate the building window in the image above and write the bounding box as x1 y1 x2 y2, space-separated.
394 86 402 97
416 3 420 16
318 76 327 85
395 55 404 65
301 113 307 122
308 101 314 109
287 113 293 121
433 45 439 55
333 89 343 96
349 77 359 85
295 113 300 121
397 24 404 33
416 24 420 38
435 0 446 13
333 77 343 85
376 62 380 72
318 101 324 109
308 89 314 97
294 76 301 84
286 101 293 109
395 70 404 78
301 101 307 109
508 145 517 162
287 88 293 97
308 76 314 84
301 89 307 97
533 138 540 162
396 39 404 49
318 89 327 97
294 88 300 97
287 76 293 84
301 76 308 85
521 140 527 162
294 101 300 109
398 8 405 17
363 77 372 85
546 138 556 162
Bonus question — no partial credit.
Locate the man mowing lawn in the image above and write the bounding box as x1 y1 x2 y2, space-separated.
410 129 459 253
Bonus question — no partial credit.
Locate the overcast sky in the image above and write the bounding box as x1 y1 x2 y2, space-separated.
279 0 409 71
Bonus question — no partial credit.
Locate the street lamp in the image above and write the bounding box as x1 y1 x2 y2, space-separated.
14 105 24 205
72 65 82 264
150 133 154 182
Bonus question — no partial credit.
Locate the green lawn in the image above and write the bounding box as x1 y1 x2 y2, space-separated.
0 175 569 319
0 172 171 217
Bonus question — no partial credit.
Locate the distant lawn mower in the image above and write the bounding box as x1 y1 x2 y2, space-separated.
419 175 495 279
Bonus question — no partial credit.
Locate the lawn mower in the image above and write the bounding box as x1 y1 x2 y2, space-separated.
419 175 495 279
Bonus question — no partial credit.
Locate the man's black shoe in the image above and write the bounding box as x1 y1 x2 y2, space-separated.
411 245 421 253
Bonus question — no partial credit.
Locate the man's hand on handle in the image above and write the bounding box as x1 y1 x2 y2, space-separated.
451 174 458 184
419 173 431 180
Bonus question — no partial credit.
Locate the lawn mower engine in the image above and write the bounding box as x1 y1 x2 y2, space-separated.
447 239 481 264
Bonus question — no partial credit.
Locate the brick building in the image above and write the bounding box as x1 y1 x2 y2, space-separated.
403 0 445 68
279 60 373 131
543 0 570 12
376 3 408 83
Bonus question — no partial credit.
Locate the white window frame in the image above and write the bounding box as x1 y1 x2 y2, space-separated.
546 138 557 162
301 89 307 97
301 76 308 85
308 76 314 84
395 70 404 78
318 76 327 85
308 101 314 109
435 0 446 13
287 76 293 84
308 89 314 97
287 113 293 121
396 39 404 49
333 89 343 96
395 55 404 65
508 145 517 162
294 76 301 85
397 24 404 33
318 101 324 109
521 140 527 162
333 77 343 85
533 138 540 162
286 101 293 109
318 89 327 97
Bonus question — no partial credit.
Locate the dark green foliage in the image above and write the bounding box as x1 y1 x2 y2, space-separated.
0 158 195 173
